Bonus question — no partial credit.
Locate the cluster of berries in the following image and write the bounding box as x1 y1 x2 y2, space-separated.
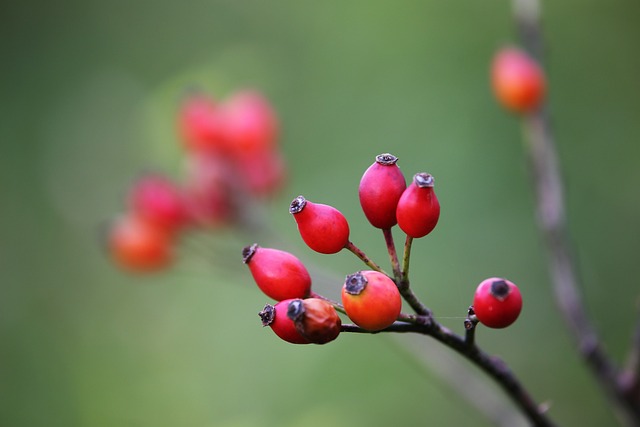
244 153 523 345
108 89 285 272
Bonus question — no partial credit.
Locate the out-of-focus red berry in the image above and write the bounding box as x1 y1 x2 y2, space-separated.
235 148 286 197
259 300 310 344
396 173 440 239
129 174 187 233
178 93 226 154
108 215 173 272
341 271 402 331
491 47 546 114
221 90 278 156
242 244 311 301
359 153 406 229
473 277 523 329
183 153 235 227
289 196 350 254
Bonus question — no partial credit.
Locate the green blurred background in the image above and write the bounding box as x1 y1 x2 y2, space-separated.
2 1 639 426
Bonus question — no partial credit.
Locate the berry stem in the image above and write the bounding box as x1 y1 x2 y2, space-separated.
310 291 346 315
396 234 431 316
344 241 389 276
342 316 557 427
382 228 402 281
513 0 640 423
401 235 413 284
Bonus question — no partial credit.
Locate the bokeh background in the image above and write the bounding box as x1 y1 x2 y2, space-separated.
2 1 640 426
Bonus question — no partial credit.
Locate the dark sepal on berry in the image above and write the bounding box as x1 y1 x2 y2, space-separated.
289 195 307 214
344 272 368 295
490 279 510 300
242 243 259 264
414 173 435 188
259 304 276 327
375 153 399 166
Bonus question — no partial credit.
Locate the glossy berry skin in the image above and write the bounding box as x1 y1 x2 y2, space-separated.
129 174 187 233
491 47 546 114
473 277 523 329
341 271 402 331
259 300 310 344
178 93 226 154
289 196 350 254
242 244 311 301
221 90 278 156
359 153 406 229
108 215 173 272
396 173 440 238
287 298 341 344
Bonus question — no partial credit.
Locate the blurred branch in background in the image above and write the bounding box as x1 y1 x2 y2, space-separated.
513 0 640 425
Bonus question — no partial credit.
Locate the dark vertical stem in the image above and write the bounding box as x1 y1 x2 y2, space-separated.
383 228 402 281
513 0 640 424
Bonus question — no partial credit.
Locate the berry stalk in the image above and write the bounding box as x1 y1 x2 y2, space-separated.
342 315 557 427
513 0 640 424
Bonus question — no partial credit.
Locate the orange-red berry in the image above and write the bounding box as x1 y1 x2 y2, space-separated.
358 153 406 229
287 298 341 344
108 215 173 272
289 196 350 254
396 173 440 238
491 47 546 114
341 271 402 331
473 277 523 328
242 244 312 301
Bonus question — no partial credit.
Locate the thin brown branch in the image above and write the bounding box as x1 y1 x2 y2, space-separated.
513 0 640 424
342 317 557 427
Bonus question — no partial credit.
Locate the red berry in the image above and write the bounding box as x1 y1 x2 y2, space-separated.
235 148 286 197
396 173 440 238
287 298 341 344
129 174 187 233
183 153 235 227
259 300 310 344
491 47 546 114
242 244 312 301
341 271 402 331
473 277 523 328
358 153 406 229
289 196 350 254
178 92 226 154
221 90 278 156
108 215 173 272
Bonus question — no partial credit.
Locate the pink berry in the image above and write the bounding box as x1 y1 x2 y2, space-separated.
221 90 278 156
289 196 350 254
396 173 440 238
129 174 187 233
178 92 226 154
358 153 406 229
242 244 312 301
